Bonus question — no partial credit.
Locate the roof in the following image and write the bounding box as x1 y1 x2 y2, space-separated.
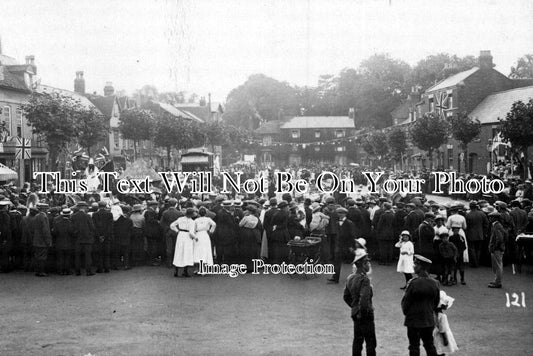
469 85 533 124
391 101 409 119
209 101 224 113
156 101 204 123
174 104 211 122
426 67 479 93
87 95 116 117
0 66 30 92
280 116 355 129
255 120 280 135
34 84 100 111
0 54 19 66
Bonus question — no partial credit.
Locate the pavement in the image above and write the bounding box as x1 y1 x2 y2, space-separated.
1 262 532 356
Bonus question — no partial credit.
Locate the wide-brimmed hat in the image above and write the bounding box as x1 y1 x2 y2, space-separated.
414 254 432 265
0 199 12 206
355 238 366 248
353 248 368 263
221 200 233 207
132 204 143 212
400 230 410 236
439 290 455 309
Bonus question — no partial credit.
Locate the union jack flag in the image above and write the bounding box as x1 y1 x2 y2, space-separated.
434 91 450 118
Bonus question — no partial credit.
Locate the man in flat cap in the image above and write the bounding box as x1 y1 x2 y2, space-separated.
329 207 356 284
71 201 96 276
32 203 52 277
401 254 440 356
344 249 376 356
93 200 114 273
465 201 489 268
488 211 506 288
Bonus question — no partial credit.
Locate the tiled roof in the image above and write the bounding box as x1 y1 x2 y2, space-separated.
87 95 116 117
0 55 19 65
280 116 355 129
469 85 533 124
0 66 30 92
174 104 211 122
34 84 100 112
152 101 204 123
255 120 280 134
426 67 479 93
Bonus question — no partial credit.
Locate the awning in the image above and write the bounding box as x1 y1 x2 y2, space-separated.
0 163 18 181
181 156 209 164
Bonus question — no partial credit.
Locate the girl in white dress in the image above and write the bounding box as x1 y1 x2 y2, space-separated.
433 290 459 355
170 208 196 277
395 230 415 289
193 207 216 274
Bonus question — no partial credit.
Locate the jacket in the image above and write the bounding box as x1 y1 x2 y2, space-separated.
344 272 374 320
32 212 52 248
465 209 488 242
71 210 95 244
93 208 114 241
52 216 75 250
489 221 506 253
401 273 440 328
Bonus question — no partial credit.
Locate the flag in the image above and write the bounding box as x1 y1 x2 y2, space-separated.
95 153 106 163
100 146 110 157
491 132 511 151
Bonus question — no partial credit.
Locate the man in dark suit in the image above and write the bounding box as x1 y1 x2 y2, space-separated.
52 208 75 275
346 198 363 239
329 207 356 283
71 201 96 276
214 201 237 264
32 203 52 277
324 196 339 264
405 203 425 247
144 201 163 266
465 201 489 267
160 198 182 267
376 202 395 265
93 201 114 273
263 198 279 260
401 254 440 356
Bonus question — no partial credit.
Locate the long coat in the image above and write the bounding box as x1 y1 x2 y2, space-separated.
52 216 75 250
32 212 52 248
401 273 440 328
465 209 489 242
144 208 162 240
113 215 133 246
376 210 395 241
71 210 95 244
214 208 237 246
347 206 363 238
93 209 114 241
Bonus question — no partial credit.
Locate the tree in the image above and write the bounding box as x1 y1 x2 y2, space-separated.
224 74 299 129
509 54 533 79
118 108 155 160
153 114 190 168
449 113 481 173
410 53 477 91
23 92 82 170
499 99 533 179
76 106 109 156
410 112 449 170
388 128 407 169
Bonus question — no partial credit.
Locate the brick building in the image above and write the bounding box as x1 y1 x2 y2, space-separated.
255 116 358 167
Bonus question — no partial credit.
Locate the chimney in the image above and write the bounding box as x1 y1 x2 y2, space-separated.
74 71 85 94
104 81 114 96
25 55 35 65
199 96 206 106
348 107 355 119
479 50 494 69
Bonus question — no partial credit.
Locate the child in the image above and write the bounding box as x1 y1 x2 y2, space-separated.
395 230 414 289
433 290 459 355
448 226 467 285
439 229 458 286
309 202 330 234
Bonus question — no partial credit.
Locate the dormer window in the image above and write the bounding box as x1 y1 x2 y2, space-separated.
315 130 321 138
291 129 300 139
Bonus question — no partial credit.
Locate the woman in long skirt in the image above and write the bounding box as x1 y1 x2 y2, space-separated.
170 208 196 277
193 207 216 274
238 205 261 270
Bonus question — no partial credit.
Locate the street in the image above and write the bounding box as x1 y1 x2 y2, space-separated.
1 263 532 356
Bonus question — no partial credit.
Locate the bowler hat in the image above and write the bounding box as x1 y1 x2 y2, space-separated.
278 200 289 209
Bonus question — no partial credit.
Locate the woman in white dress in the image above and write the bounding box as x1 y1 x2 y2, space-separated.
395 230 415 289
193 207 216 274
170 208 196 277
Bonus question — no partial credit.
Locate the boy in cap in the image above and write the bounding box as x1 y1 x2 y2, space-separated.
438 229 457 286
344 249 376 356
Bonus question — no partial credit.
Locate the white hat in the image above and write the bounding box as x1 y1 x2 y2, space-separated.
355 238 366 248
439 290 455 309
353 248 368 263
400 230 410 236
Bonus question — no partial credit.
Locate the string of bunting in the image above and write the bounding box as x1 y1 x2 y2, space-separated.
243 131 371 148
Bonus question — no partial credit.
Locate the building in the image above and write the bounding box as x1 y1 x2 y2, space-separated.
393 50 533 174
0 49 47 184
174 94 224 122
255 116 358 167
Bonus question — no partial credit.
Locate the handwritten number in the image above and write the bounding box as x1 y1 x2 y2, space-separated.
506 293 510 307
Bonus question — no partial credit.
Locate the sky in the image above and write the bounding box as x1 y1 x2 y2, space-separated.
1 0 532 102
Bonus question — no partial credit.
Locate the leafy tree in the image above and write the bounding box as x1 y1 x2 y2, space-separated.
224 74 299 129
23 92 82 170
370 131 389 160
410 112 449 169
509 54 533 79
118 108 155 160
388 128 407 169
449 113 481 173
499 99 533 179
76 106 109 156
153 114 193 168
410 53 477 91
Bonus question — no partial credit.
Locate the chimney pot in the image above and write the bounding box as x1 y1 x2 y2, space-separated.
74 70 86 94
479 50 494 69
104 82 115 96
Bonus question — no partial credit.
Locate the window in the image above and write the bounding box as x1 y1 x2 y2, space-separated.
448 95 454 110
335 146 346 152
2 106 11 136
429 98 434 112
335 130 345 138
314 130 321 138
263 152 272 162
314 146 320 152
291 130 300 139
113 129 119 148
15 107 22 137
263 135 272 145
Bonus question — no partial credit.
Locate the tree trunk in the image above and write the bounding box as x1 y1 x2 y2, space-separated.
133 140 138 160
428 149 433 170
464 147 468 174
167 146 171 170
87 146 91 157
524 147 529 180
